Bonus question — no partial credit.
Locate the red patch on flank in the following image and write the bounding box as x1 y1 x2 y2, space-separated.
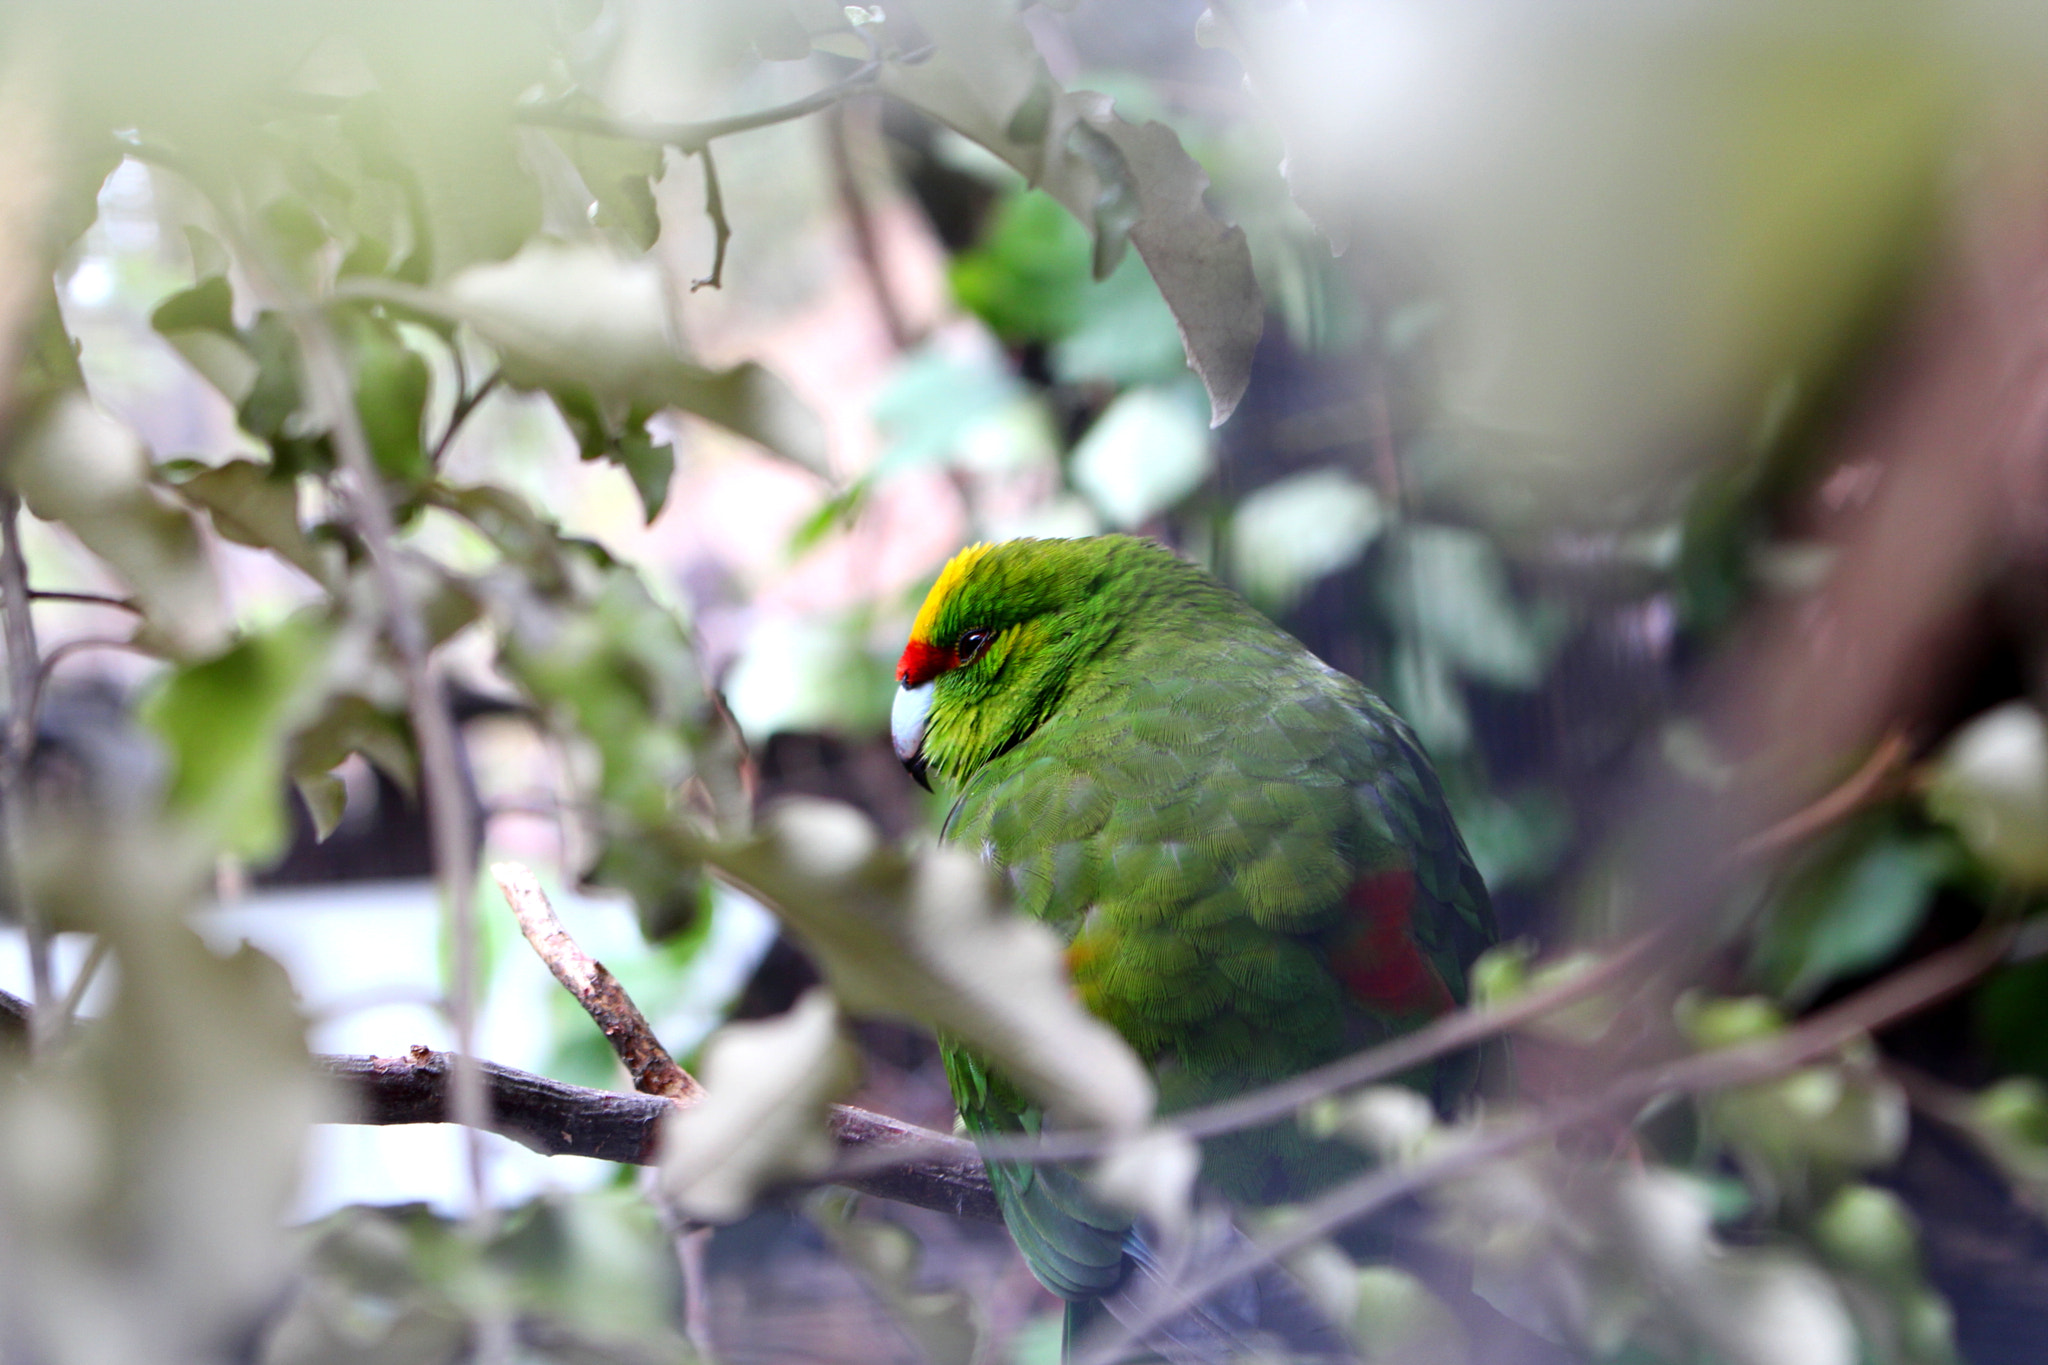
897 639 958 687
1328 866 1455 1018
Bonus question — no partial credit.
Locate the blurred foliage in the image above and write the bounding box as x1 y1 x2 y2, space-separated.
2 2 2048 1364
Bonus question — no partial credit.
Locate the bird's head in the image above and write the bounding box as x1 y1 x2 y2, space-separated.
891 537 1142 789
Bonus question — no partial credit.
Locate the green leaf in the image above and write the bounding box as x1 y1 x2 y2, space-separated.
948 190 1092 342
879 2 1262 423
613 419 676 523
164 458 332 584
150 274 235 334
290 693 417 795
142 613 335 861
1973 958 2048 1081
1752 823 1954 1003
339 311 432 483
948 188 1190 388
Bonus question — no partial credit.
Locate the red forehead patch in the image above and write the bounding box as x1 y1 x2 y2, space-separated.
897 639 958 687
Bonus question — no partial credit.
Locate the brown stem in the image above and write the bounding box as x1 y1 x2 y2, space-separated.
689 148 730 294
1731 728 1912 863
492 861 702 1103
826 99 913 350
289 303 489 1223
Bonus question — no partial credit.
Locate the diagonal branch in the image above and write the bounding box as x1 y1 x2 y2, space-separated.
495 862 702 1103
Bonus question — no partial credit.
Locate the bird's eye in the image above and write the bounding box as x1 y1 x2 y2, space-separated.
956 627 994 662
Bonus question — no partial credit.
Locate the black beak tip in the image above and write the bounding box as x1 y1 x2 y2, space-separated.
905 752 931 791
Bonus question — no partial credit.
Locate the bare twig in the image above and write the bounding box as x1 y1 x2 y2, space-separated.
518 62 882 155
0 985 27 1046
429 368 500 468
55 935 107 1028
1077 921 2017 1363
689 147 730 293
320 1049 1001 1222
826 100 913 349
26 589 139 613
0 493 52 1055
492 861 703 1103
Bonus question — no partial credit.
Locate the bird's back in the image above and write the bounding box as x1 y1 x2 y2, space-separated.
946 578 1494 1211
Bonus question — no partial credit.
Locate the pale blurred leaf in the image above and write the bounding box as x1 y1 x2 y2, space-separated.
387 241 827 477
1239 2 1960 521
1070 386 1212 529
723 613 893 742
1708 1060 1908 1182
701 798 1155 1132
1229 467 1385 608
1926 702 2048 885
1092 1128 1200 1240
660 987 858 1222
293 770 348 842
141 611 336 861
1391 526 1560 690
8 394 229 657
871 347 1025 474
162 457 333 584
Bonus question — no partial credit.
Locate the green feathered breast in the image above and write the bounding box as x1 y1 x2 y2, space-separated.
894 535 1495 1304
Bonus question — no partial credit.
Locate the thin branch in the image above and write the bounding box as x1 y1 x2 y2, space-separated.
429 368 501 468
489 862 1006 1221
493 861 703 1103
1076 921 2017 1364
55 935 107 1028
287 302 490 1223
689 147 730 293
0 984 26 1046
825 100 913 349
0 491 52 1057
1731 728 1911 863
320 1049 1001 1223
517 62 882 155
26 589 140 613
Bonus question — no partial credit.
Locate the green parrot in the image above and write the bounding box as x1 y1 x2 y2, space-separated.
889 535 1496 1355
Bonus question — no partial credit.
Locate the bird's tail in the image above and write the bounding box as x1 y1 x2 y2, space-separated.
1063 1220 1353 1365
